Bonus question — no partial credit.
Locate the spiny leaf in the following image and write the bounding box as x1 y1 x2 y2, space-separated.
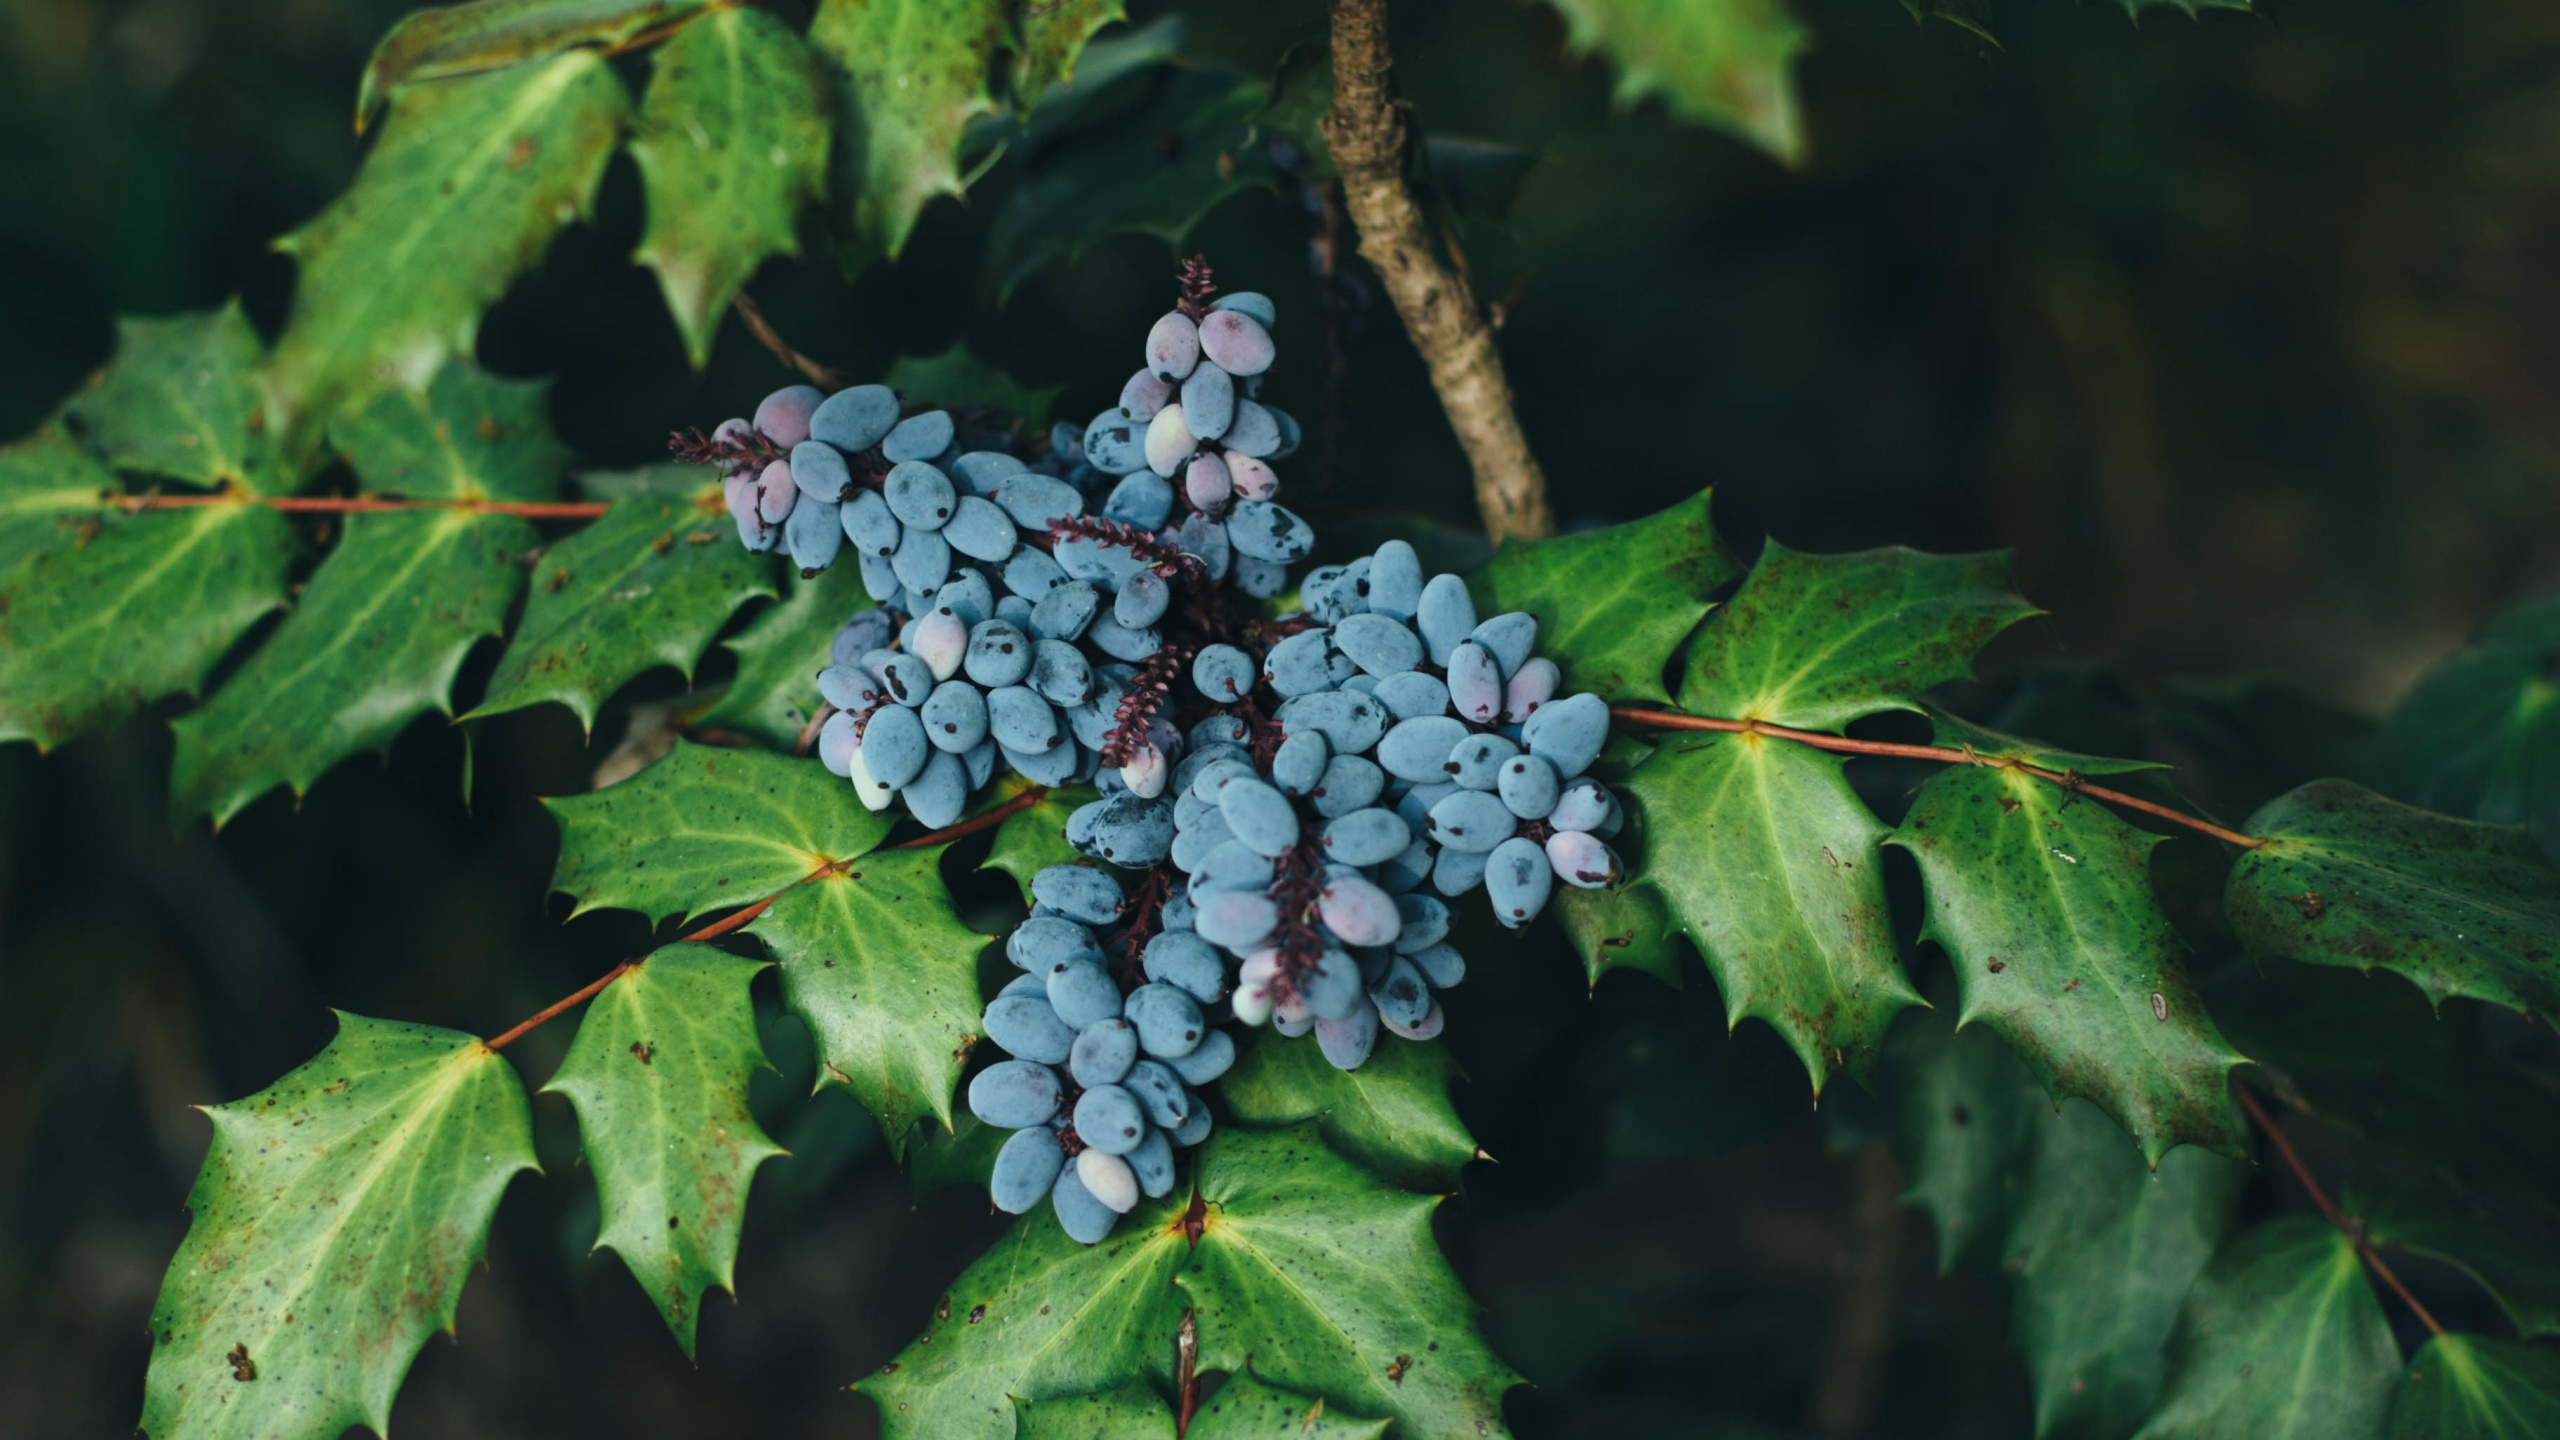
2132 1218 2402 1440
981 780 1100 904
0 503 296 752
1010 0 1126 115
983 61 1281 305
2390 1334 2560 1440
1014 1381 1176 1440
1889 717 2246 1163
1676 542 2038 732
1553 878 1686 989
859 1126 1521 1440
65 303 279 493
140 1014 537 1440
810 0 1010 264
1467 487 1739 705
2357 1183 2560 1341
2226 779 2560 1025
545 740 890 923
1883 1008 2037 1274
906 1110 1008 1198
630 7 831 368
358 0 716 127
883 342 1066 430
2365 593 2560 864
544 944 783 1355
263 53 628 460
1014 1370 1390 1440
695 563 878 750
1537 0 1812 165
2007 1096 2243 1436
169 364 568 826
750 844 983 1147
1617 732 1919 1090
466 485 774 732
1218 1028 1476 1193
0 429 122 581
1010 14 1184 159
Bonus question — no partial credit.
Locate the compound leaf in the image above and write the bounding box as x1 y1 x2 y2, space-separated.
1537 0 1812 165
358 0 717 125
695 562 878 750
0 502 295 752
1890 717 2246 1163
544 943 783 1355
750 844 984 1146
1676 542 2038 733
140 1014 537 1440
1618 731 1918 1090
1467 486 1739 705
630 7 831 367
1219 1028 1476 1193
810 0 1009 264
66 303 280 493
545 740 890 923
467 483 774 732
2227 780 2560 1025
2390 1334 2560 1440
264 53 628 459
170 365 567 826
2133 1218 2402 1440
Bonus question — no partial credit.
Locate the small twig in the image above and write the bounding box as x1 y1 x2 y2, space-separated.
486 963 633 1052
1321 0 1553 542
2238 1088 2446 1337
1609 706 2263 849
795 702 839 757
114 493 610 519
1175 1308 1201 1438
730 291 851 390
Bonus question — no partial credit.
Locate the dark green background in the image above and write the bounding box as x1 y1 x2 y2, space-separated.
3 0 2553 1434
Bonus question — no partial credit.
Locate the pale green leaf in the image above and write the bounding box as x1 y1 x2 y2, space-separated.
0 429 122 581
1014 1381 1177 1440
2133 1218 2402 1440
545 943 783 1354
750 845 985 1145
630 7 831 367
1467 487 1739 705
1011 0 1126 115
544 740 891 923
695 562 879 750
263 53 628 459
1539 0 1813 165
358 0 717 127
467 486 775 732
140 1014 537 1440
1218 1027 1476 1193
66 303 280 493
810 0 1009 263
2390 1334 2560 1440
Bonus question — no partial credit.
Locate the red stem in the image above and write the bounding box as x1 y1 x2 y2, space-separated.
1609 706 2263 850
2238 1088 2445 1336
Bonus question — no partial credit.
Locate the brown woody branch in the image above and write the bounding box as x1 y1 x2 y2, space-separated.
1322 0 1554 543
730 290 850 391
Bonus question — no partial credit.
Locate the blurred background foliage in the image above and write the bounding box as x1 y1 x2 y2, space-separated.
4 0 2558 1435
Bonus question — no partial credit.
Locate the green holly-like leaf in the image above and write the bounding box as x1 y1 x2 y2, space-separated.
982 780 1100 904
859 1126 1520 1440
263 53 628 459
2358 1184 2560 1341
1676 542 2039 731
2226 780 2560 1025
810 0 1009 264
169 365 568 826
906 1110 1008 1197
1617 732 1918 1089
1010 16 1185 158
2390 1334 2560 1440
1537 0 1812 166
695 563 876 750
1883 1008 2037 1274
545 740 891 923
883 342 1067 431
1889 717 2246 1163
630 8 831 368
1553 879 1686 989
1467 487 1739 705
750 844 984 1147
140 1014 538 1440
2008 1096 2243 1437
0 429 121 581
1219 1028 1476 1193
467 485 775 732
65 303 279 493
0 503 295 752
1015 1370 1390 1440
544 944 784 1355
983 61 1282 305
357 0 716 127
1010 0 1126 114
2132 1218 2403 1440
2366 594 2560 864
1899 0 1997 44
